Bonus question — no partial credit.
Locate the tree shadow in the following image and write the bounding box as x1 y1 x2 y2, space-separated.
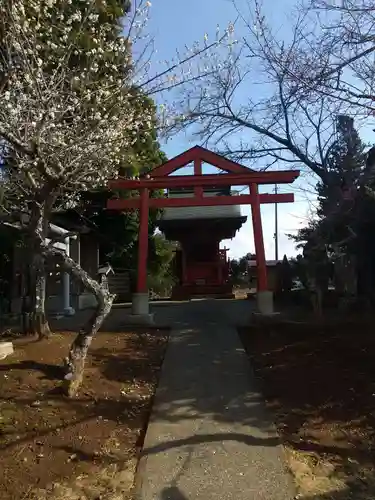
157 443 193 499
91 337 166 386
303 473 375 500
290 437 375 463
0 327 167 460
0 311 168 500
3 301 375 499
142 432 279 457
132 324 278 433
54 444 126 465
0 394 150 452
0 360 64 380
238 314 375 499
160 486 189 500
239 316 375 432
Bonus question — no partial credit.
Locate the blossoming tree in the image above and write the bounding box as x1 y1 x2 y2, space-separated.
0 0 230 394
0 0 158 395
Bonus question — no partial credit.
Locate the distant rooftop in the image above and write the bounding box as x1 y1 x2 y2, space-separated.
248 260 281 267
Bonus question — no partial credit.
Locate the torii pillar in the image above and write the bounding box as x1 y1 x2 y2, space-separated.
131 188 154 324
250 183 274 315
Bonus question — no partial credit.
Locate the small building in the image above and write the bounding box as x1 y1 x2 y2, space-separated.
8 221 101 315
247 259 282 293
158 186 247 299
49 211 131 311
4 207 132 317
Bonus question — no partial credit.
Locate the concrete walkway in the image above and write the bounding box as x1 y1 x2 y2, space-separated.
136 299 295 500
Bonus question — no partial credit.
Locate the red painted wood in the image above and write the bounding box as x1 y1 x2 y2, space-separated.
137 188 149 293
192 147 256 175
179 239 230 288
186 262 219 285
107 192 294 210
109 170 299 190
149 145 257 178
250 183 268 291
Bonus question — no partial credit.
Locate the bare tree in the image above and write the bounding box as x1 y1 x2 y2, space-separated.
293 0 375 115
166 0 368 186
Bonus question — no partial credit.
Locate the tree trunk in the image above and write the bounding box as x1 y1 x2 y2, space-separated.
27 203 52 339
25 194 114 395
31 310 51 339
30 254 51 339
44 245 115 397
63 292 113 397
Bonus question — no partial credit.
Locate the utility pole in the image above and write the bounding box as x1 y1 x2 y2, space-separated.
274 184 279 262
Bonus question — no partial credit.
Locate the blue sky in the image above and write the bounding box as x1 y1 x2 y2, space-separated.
144 0 313 259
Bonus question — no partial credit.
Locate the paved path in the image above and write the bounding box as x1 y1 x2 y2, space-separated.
136 299 295 500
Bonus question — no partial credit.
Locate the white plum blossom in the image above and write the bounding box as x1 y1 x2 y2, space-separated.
0 0 232 358
0 0 153 212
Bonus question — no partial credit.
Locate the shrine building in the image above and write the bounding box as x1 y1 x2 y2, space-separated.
158 186 246 300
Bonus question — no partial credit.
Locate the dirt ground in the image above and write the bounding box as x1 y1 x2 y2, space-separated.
238 316 375 500
0 328 168 500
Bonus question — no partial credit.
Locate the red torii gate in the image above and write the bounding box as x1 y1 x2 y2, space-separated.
108 146 299 319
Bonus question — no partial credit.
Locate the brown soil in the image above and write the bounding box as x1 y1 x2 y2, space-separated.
238 316 375 500
0 329 168 500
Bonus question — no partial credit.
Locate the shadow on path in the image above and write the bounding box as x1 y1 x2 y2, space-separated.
143 432 279 457
138 299 295 500
160 486 189 500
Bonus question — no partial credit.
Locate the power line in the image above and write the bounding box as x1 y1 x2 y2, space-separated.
274 184 279 261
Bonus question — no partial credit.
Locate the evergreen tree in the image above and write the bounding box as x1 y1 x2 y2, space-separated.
317 115 365 221
294 115 365 250
291 115 366 303
148 233 177 297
